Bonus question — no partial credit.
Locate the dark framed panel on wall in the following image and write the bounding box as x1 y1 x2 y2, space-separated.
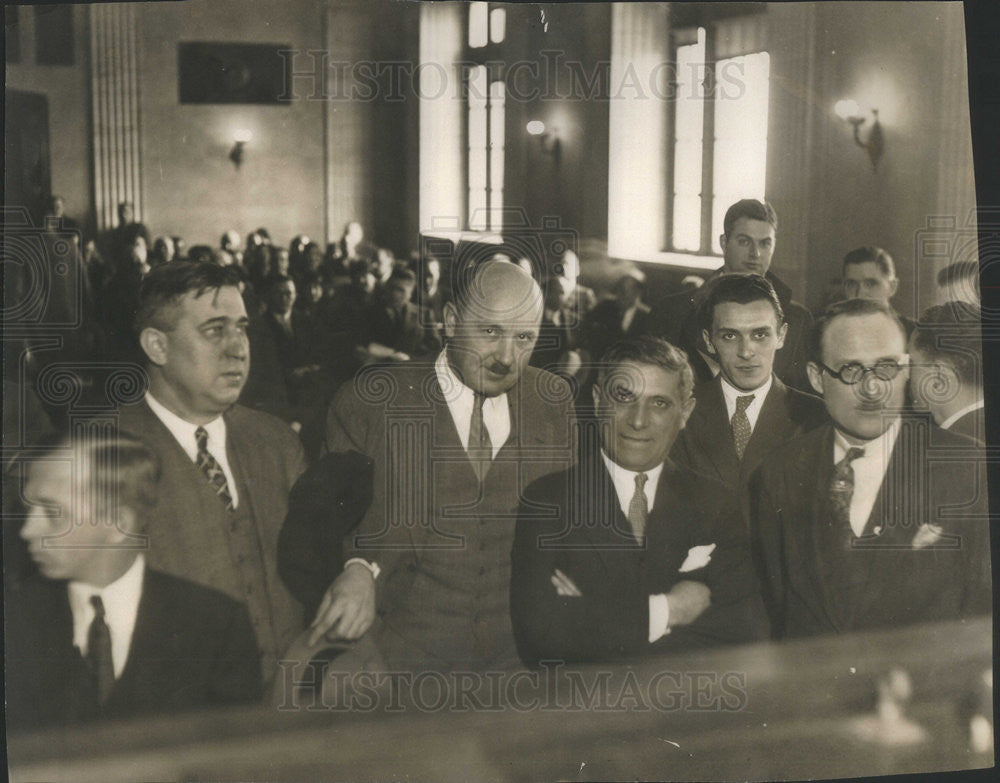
177 42 292 104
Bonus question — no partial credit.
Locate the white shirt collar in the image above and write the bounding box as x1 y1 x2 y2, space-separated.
434 351 510 457
939 399 985 431
600 450 665 515
719 374 772 433
144 392 239 507
68 554 146 679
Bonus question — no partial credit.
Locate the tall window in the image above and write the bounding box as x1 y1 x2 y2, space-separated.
466 2 506 231
668 25 770 256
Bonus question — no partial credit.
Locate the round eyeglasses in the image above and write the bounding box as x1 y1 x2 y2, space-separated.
817 358 907 385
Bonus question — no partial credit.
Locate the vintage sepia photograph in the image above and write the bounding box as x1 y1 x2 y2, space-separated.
3 1 996 780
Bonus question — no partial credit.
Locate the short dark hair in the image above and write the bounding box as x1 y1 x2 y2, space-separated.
263 273 295 295
135 261 242 333
723 199 777 237
34 432 161 520
596 335 694 400
843 245 896 279
910 302 982 388
698 273 785 333
808 298 907 364
936 260 979 288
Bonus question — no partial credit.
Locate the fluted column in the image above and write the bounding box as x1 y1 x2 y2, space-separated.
90 2 143 232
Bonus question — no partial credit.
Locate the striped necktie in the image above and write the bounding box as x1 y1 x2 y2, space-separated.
195 426 235 511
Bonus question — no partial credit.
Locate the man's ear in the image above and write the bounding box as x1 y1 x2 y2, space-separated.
679 394 697 429
443 302 458 339
701 329 717 356
806 361 824 396
887 277 899 298
775 321 789 351
718 233 728 255
139 327 169 367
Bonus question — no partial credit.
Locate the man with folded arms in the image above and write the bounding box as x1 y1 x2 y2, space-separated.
511 336 768 664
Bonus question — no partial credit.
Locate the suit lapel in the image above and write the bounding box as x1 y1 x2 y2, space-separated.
798 426 850 633
741 377 791 480
574 457 643 574
694 378 741 483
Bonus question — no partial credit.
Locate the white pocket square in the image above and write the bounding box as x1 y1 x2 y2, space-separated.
679 543 716 573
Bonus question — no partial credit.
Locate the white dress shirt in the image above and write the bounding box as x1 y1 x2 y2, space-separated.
599 452 672 644
939 399 985 431
68 554 145 678
435 350 510 458
833 417 902 537
720 375 772 434
145 391 239 508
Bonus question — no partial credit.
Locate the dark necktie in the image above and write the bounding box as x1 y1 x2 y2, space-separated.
468 392 493 482
87 595 115 705
731 394 755 459
830 447 866 539
195 426 235 511
627 472 649 543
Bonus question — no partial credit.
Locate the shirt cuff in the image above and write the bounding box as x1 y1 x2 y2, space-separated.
648 593 671 643
344 557 381 580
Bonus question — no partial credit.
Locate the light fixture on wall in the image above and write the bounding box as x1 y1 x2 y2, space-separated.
229 129 253 169
834 100 883 170
526 120 561 163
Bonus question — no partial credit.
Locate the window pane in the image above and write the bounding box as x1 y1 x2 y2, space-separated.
490 8 506 44
712 51 770 242
469 189 488 230
469 2 488 49
671 28 705 251
468 66 488 230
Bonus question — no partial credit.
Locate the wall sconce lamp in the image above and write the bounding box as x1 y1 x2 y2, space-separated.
229 129 253 169
834 100 883 170
526 120 561 164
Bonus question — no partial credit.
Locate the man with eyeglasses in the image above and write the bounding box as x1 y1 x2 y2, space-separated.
751 298 991 639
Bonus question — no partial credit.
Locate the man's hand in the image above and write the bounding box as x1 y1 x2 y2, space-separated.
551 568 583 597
665 580 710 627
307 562 376 646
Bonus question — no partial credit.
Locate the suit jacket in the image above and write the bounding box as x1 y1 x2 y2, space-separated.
116 400 307 682
651 271 813 391
945 404 986 445
5 567 261 732
278 450 375 618
510 451 768 664
324 361 576 670
672 375 827 495
751 420 992 639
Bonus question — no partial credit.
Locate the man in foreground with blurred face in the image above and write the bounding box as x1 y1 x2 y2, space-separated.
6 434 261 730
294 260 575 673
752 298 991 638
511 336 768 663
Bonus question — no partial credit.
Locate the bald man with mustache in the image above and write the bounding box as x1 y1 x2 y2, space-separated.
291 261 576 673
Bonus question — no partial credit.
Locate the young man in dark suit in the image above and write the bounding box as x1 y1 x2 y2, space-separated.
651 199 813 391
510 336 768 664
672 274 826 496
751 299 992 639
116 261 307 688
908 301 985 445
6 434 261 732
841 245 915 335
